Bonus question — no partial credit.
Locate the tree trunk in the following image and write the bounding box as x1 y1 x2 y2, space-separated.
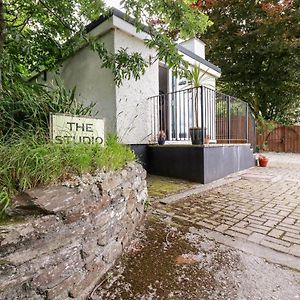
0 0 5 92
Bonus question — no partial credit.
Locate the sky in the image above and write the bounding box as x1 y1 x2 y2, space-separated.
105 0 122 10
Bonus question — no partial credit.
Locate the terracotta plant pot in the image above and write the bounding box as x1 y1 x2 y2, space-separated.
258 155 269 167
157 130 166 145
204 135 210 144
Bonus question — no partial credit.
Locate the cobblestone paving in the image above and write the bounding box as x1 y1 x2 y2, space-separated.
157 153 300 258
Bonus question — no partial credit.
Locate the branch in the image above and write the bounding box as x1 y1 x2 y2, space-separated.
38 0 77 33
0 0 6 91
11 16 31 31
5 15 18 23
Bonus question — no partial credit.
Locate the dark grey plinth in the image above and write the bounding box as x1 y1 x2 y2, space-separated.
130 144 255 184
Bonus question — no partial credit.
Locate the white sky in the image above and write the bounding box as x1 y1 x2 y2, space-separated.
104 0 122 9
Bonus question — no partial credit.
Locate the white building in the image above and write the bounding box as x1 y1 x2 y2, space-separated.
40 8 257 183
42 8 221 145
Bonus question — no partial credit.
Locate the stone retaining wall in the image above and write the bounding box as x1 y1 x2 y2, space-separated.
0 162 147 300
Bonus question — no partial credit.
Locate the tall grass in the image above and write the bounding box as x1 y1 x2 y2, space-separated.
0 77 95 139
0 77 136 218
0 135 135 217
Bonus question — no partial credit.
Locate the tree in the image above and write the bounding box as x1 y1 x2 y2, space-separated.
0 0 212 90
195 0 300 122
0 0 212 137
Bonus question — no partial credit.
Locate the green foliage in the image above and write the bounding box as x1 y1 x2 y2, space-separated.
1 0 106 75
92 43 147 87
0 135 135 217
0 73 135 218
185 65 211 127
255 115 276 135
200 0 300 122
186 65 202 88
0 189 9 216
273 99 300 125
121 0 212 76
0 76 95 138
143 198 152 210
0 0 146 87
216 100 247 117
0 0 212 89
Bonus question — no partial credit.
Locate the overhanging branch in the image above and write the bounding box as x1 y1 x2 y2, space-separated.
38 0 77 33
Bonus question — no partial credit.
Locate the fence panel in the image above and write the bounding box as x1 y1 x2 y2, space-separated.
256 125 300 153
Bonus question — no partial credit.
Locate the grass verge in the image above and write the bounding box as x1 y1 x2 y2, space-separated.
0 135 135 217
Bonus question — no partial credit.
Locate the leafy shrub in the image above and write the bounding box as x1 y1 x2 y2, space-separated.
0 77 135 219
0 77 95 138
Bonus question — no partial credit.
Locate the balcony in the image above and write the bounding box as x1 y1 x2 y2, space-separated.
148 86 256 149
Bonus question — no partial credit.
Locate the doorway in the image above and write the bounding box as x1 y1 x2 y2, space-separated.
159 65 169 139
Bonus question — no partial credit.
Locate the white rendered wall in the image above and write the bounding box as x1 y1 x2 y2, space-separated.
60 32 116 134
200 73 216 90
42 25 159 144
42 31 117 136
114 29 159 144
180 38 206 59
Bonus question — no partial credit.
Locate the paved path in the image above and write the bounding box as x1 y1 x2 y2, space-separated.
94 153 300 299
157 152 300 259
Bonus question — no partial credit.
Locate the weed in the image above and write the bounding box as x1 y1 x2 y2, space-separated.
143 198 152 210
106 272 114 283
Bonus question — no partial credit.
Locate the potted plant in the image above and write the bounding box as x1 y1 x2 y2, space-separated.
157 130 166 145
258 154 269 167
204 135 210 144
186 65 208 145
255 145 260 153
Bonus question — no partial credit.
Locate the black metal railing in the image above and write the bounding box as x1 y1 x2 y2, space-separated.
149 86 256 148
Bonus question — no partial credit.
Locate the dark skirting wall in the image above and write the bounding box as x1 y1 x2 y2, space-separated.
147 145 204 182
130 144 255 184
202 145 255 183
130 144 149 170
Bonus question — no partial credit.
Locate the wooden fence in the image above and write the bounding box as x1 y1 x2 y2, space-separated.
216 115 256 149
256 125 300 153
